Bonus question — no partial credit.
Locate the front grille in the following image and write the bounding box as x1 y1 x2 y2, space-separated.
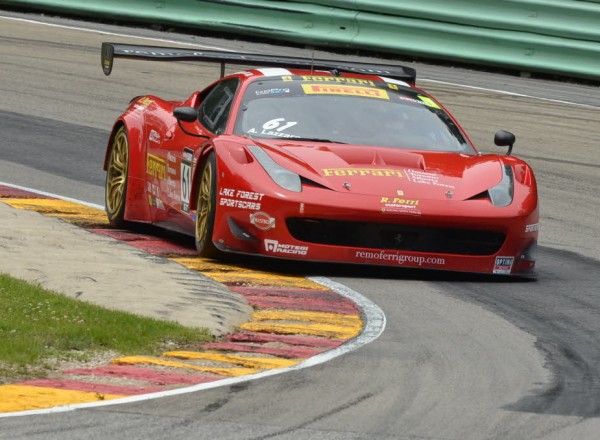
286 218 505 256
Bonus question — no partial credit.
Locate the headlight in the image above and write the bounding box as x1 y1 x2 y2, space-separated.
248 145 302 192
488 165 514 207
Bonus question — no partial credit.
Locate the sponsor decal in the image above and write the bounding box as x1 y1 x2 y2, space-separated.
264 239 308 256
166 180 181 203
220 199 261 210
220 188 265 201
302 84 389 100
323 168 403 178
280 75 376 86
250 211 276 230
417 95 441 109
133 97 154 111
219 187 265 211
380 197 421 215
493 256 514 275
380 77 410 88
398 96 425 105
146 154 166 180
166 153 178 176
525 223 539 233
148 129 161 144
380 197 418 205
404 169 455 189
138 97 153 106
300 76 376 86
180 148 193 213
147 195 165 210
355 251 445 266
146 182 160 198
247 127 300 138
255 88 290 96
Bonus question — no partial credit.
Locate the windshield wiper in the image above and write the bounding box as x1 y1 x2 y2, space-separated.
291 137 346 144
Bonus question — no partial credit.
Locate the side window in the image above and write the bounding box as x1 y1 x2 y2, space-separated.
198 78 239 134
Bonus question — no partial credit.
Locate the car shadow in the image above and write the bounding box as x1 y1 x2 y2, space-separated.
130 225 535 284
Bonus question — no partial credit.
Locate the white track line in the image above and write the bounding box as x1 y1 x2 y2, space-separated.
2 14 597 109
0 181 103 210
0 15 234 51
0 182 386 418
420 78 600 109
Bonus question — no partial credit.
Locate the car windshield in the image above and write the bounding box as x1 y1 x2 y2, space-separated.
234 76 474 153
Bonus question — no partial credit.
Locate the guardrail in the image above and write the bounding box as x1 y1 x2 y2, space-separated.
1 0 599 80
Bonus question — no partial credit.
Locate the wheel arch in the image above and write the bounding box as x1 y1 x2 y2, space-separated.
105 117 152 223
190 144 216 212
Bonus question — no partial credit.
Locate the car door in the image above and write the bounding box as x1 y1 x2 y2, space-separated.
148 78 240 233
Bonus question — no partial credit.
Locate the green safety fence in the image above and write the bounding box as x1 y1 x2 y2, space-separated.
1 0 599 80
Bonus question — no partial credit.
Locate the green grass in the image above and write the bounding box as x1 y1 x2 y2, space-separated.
0 273 213 382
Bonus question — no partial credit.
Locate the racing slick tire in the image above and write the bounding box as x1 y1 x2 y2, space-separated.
105 126 129 228
195 152 219 258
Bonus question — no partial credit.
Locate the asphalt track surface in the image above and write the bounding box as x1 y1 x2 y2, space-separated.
1 10 600 440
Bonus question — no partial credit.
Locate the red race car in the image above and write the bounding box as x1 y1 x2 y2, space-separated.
101 43 538 276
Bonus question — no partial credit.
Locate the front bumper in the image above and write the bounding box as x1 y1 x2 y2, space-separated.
212 187 538 276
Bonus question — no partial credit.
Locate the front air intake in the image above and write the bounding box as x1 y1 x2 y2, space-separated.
286 218 505 256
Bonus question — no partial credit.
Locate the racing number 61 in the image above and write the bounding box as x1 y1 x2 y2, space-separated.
181 148 193 212
262 118 297 132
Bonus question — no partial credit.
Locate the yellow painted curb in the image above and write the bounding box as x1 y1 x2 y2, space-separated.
171 257 328 290
112 356 260 376
0 384 122 413
240 321 361 339
2 198 107 225
164 351 298 369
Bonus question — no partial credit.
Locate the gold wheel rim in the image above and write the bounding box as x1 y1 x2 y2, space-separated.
196 160 213 244
106 129 128 217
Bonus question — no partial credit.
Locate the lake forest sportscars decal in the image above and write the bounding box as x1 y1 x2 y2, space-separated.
219 188 265 211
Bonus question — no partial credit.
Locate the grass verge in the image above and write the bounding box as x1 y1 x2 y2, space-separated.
0 273 213 383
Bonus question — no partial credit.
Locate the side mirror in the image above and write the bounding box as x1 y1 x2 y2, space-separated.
494 130 516 156
173 106 198 123
173 107 209 139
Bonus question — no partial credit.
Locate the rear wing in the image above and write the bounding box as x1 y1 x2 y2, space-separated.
101 42 416 84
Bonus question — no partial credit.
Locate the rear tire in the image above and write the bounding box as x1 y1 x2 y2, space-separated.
195 153 219 258
105 126 129 228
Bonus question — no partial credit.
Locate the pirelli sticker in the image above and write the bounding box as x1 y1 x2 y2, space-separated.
302 84 389 100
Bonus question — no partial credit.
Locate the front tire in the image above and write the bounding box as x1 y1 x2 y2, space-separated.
105 126 129 228
195 153 219 258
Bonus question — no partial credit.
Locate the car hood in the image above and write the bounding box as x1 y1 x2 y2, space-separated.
250 140 503 201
